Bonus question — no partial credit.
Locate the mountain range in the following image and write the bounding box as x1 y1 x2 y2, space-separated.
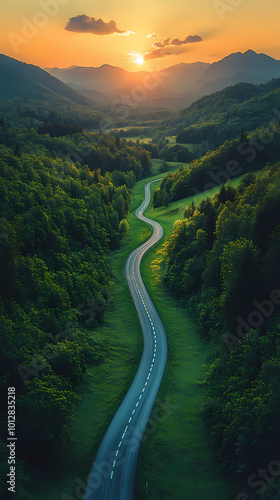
1 50 280 112
46 50 280 109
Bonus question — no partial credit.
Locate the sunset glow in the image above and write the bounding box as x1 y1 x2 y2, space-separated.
0 0 280 70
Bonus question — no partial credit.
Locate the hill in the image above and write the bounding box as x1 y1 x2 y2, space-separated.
0 54 92 106
153 116 280 207
157 78 280 146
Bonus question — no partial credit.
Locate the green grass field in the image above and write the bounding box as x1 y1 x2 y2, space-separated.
124 136 152 144
32 169 241 500
122 136 196 150
151 158 190 176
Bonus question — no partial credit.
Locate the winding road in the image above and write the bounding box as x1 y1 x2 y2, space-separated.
83 180 168 500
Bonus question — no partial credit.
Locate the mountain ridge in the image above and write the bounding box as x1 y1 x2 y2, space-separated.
0 54 93 106
45 50 280 108
2 50 280 111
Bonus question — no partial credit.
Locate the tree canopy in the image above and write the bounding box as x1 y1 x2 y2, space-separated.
163 164 280 494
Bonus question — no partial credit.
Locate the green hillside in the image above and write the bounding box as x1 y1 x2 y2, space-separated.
153 122 280 206
157 80 280 147
0 54 92 106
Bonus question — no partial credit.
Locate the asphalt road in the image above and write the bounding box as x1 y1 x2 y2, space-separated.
83 180 168 500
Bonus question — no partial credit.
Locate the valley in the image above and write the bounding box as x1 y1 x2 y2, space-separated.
1 39 280 500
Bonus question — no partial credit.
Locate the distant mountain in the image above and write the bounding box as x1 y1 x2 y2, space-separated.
158 62 210 94
67 83 111 106
3 50 277 111
46 64 129 96
197 71 275 95
0 54 92 106
46 51 280 110
202 49 280 81
46 62 210 107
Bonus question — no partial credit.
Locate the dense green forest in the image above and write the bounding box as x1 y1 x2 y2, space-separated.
153 122 280 206
0 99 108 130
163 165 280 498
0 117 152 498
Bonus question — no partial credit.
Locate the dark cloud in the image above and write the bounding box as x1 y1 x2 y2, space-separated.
65 15 131 35
152 34 203 48
171 35 203 45
145 34 203 60
144 48 176 60
152 37 170 48
153 41 165 48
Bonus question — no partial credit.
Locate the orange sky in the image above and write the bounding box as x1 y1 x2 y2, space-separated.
1 0 280 70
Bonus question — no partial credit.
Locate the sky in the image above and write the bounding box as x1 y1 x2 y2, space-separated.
1 0 280 71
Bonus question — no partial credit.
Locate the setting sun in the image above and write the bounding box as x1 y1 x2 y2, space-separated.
135 54 144 65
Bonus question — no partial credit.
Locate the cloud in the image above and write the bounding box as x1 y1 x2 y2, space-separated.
171 35 203 45
146 32 158 38
153 42 165 48
145 34 203 60
152 34 203 48
152 38 170 48
65 15 132 35
144 48 176 60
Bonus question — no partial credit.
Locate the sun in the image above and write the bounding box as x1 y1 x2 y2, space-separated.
128 51 145 66
135 54 144 65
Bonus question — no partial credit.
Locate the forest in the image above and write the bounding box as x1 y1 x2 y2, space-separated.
163 165 280 498
153 79 280 148
153 122 280 207
0 117 152 498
